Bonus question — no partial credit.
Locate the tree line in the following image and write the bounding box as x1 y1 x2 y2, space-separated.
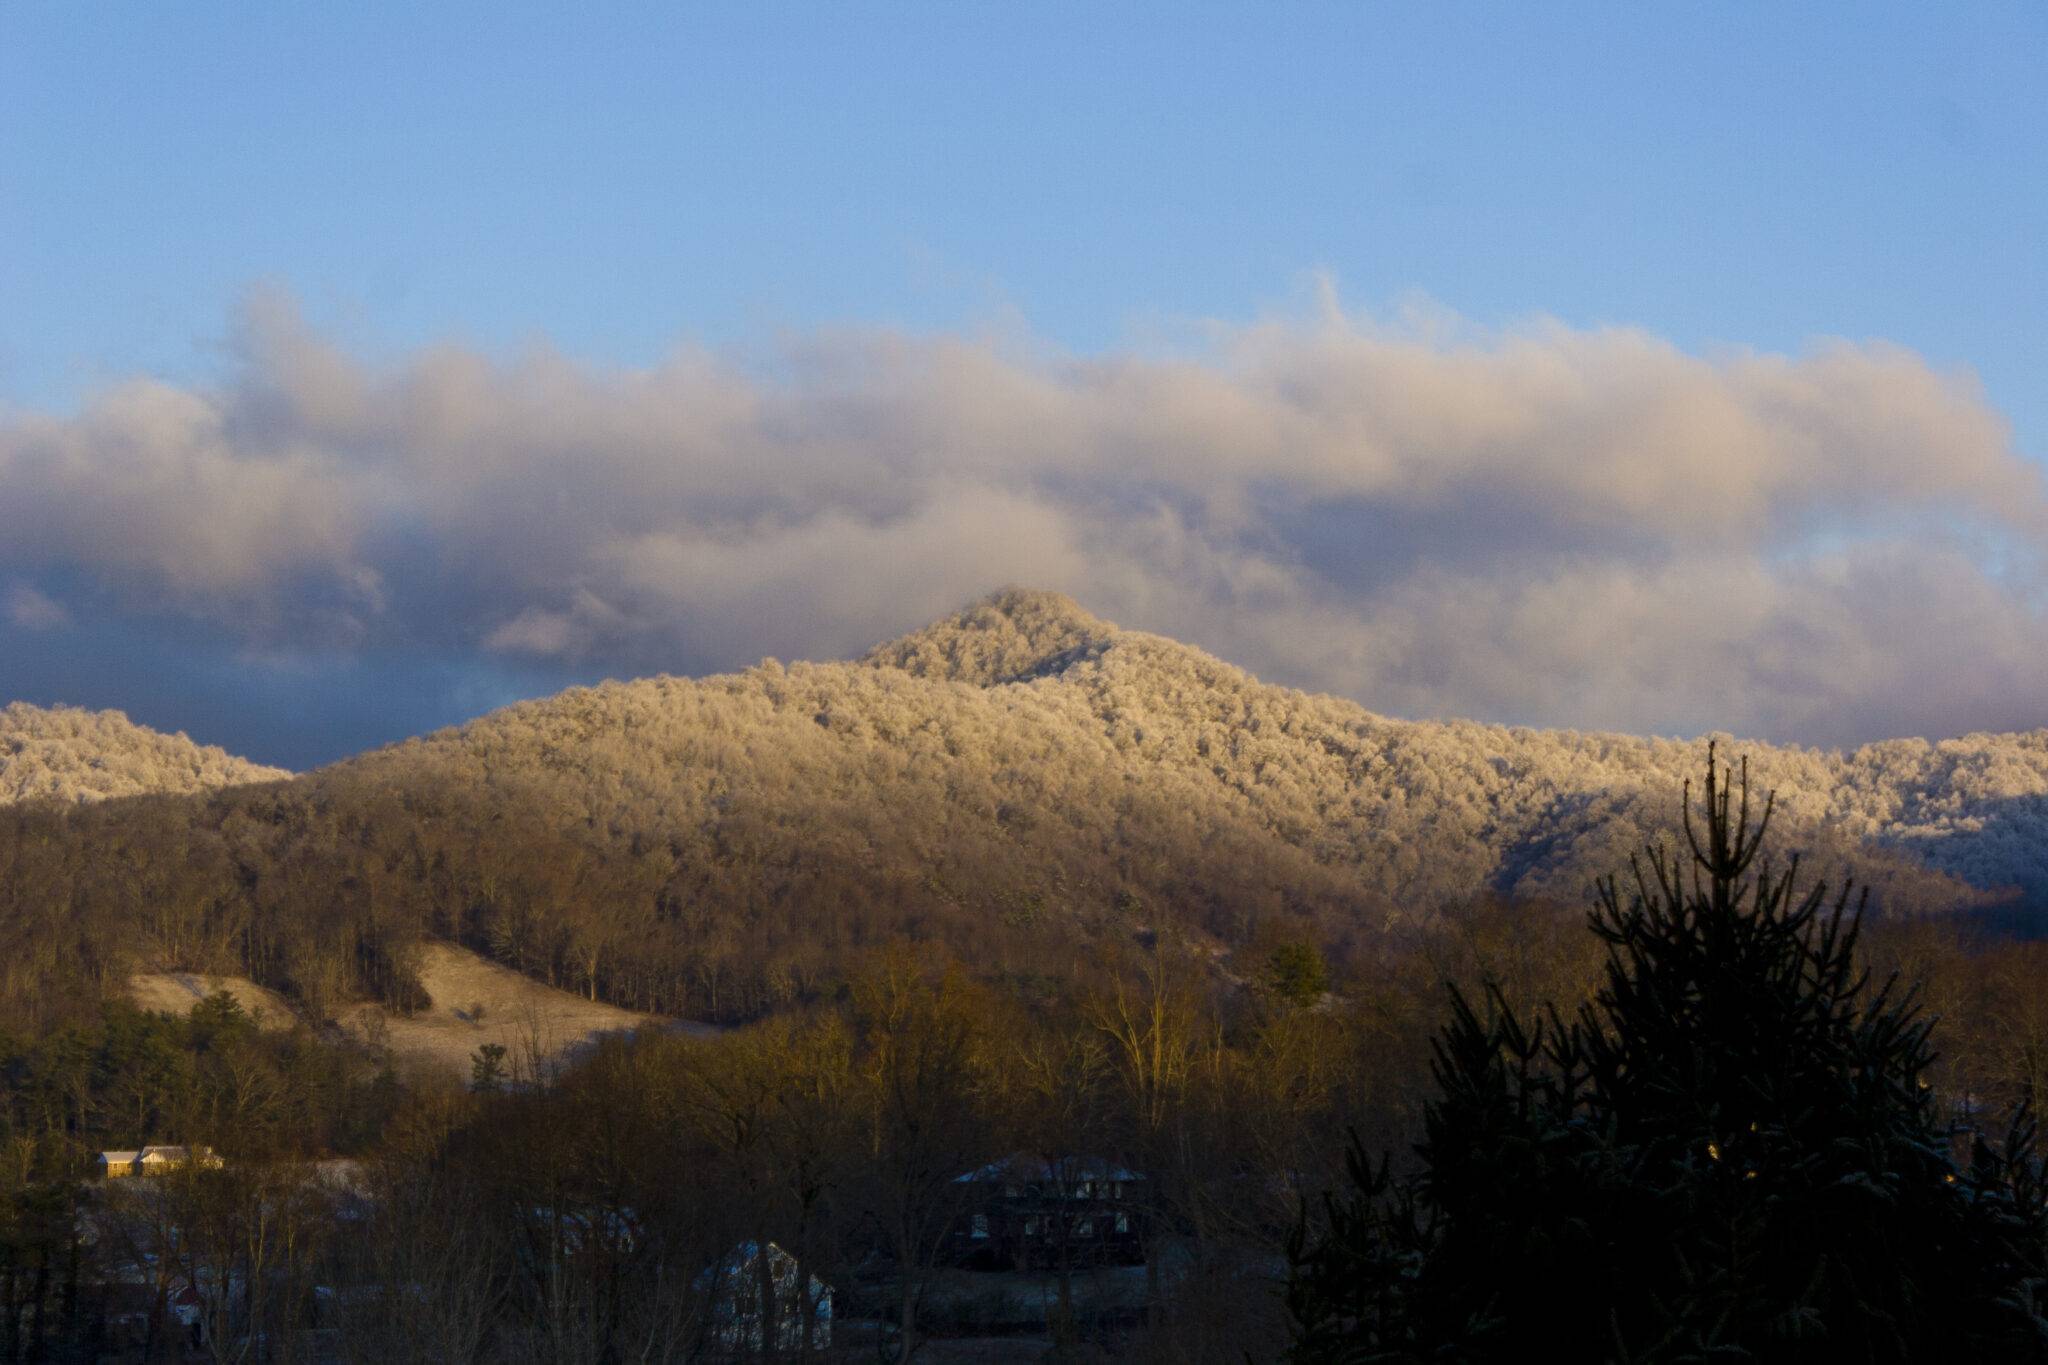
0 887 2043 1357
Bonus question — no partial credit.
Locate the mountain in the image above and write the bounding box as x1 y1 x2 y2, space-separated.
868 591 2048 901
277 590 2048 987
0 702 290 805
1 590 2042 1031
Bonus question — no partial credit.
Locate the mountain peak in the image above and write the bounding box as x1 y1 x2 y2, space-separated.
863 588 1120 685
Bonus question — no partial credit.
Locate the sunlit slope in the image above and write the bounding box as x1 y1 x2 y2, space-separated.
342 589 2046 914
336 942 674 1080
872 591 2048 906
7 590 2040 1029
129 971 297 1029
130 944 679 1076
0 702 289 804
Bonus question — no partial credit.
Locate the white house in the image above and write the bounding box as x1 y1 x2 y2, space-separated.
696 1241 832 1354
96 1145 221 1178
96 1150 142 1179
138 1144 220 1175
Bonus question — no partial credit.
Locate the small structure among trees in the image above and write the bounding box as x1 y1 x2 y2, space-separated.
696 1240 832 1355
945 1154 1147 1270
95 1150 141 1180
95 1145 219 1179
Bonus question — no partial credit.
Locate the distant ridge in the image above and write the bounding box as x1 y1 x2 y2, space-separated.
351 587 2047 910
4 590 2042 1027
858 591 2048 905
0 702 289 805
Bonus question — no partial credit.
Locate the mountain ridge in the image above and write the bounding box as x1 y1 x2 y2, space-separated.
9 592 2046 908
325 587 2045 913
2 590 2042 1030
866 590 2048 898
0 701 291 805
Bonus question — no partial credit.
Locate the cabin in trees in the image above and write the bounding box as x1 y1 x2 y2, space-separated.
695 1241 833 1355
96 1145 220 1179
945 1154 1147 1270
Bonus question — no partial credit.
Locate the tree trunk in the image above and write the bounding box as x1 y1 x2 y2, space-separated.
754 1245 776 1358
2 1264 21 1364
901 1260 925 1365
24 1247 46 1358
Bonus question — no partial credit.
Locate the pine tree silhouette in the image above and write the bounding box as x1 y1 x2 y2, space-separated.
1290 745 2048 1363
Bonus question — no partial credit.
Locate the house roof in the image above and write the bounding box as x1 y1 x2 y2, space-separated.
526 1205 641 1253
99 1151 140 1164
954 1153 1145 1184
693 1240 832 1295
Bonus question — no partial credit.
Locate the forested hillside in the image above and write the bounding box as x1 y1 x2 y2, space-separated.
0 702 289 804
866 592 2048 905
0 590 2042 1032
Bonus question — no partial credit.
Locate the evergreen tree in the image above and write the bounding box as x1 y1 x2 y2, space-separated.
1266 940 1332 1009
470 1042 508 1094
187 989 252 1051
1291 746 2048 1363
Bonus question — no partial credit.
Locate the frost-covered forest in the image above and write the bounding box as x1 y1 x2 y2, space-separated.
0 702 289 804
0 590 2043 1030
862 591 2048 905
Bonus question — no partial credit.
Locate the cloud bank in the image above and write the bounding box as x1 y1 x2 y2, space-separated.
3 291 2044 748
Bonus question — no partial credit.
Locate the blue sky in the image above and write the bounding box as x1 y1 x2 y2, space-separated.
7 4 2042 442
2 4 2045 766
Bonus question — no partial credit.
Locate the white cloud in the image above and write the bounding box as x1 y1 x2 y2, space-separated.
2 291 2043 745
3 582 69 631
483 589 625 658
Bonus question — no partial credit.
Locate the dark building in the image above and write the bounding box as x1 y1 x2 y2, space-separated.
943 1154 1147 1271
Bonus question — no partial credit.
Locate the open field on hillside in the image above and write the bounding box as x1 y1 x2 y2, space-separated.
338 942 710 1082
133 943 717 1080
129 972 298 1029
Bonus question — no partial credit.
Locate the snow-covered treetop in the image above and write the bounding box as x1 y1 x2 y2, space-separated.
861 587 1121 685
0 702 289 806
11 592 2043 906
333 589 2048 910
